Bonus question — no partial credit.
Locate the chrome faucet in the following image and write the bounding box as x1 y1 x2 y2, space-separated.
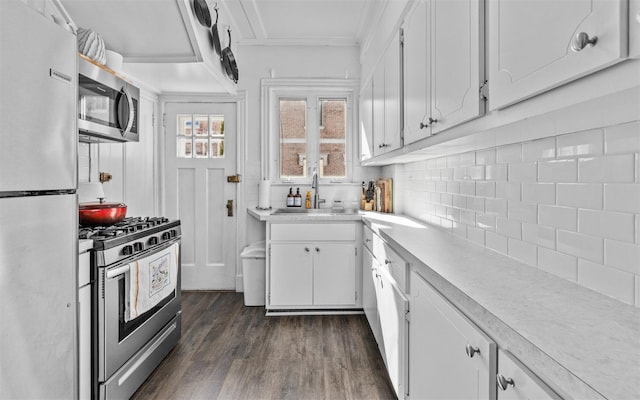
311 168 325 209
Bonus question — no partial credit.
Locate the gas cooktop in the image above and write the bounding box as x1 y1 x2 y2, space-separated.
79 217 180 250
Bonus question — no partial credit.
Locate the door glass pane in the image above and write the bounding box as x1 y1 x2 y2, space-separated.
177 114 193 136
177 114 193 158
194 138 209 158
177 137 192 158
279 99 307 178
319 99 346 178
194 115 208 136
210 139 224 158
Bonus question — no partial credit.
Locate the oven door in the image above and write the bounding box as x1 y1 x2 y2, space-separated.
97 239 181 381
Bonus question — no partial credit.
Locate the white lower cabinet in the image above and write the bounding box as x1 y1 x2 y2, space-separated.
497 350 562 400
375 266 408 399
267 223 358 310
362 247 382 346
409 270 497 400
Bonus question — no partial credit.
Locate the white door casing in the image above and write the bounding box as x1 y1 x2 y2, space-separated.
165 101 238 290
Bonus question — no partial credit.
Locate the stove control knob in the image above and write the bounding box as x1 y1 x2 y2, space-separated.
161 232 171 241
122 245 133 256
148 236 158 246
170 229 177 238
133 242 144 253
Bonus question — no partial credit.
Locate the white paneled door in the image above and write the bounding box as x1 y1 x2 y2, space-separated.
165 102 237 290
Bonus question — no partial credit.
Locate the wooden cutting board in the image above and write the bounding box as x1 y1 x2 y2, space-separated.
375 178 393 213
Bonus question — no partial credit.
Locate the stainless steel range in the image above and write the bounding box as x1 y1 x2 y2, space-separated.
81 217 182 399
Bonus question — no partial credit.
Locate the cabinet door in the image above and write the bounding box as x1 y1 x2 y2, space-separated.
363 248 382 345
497 350 562 400
270 243 313 306
383 30 402 153
631 0 640 58
314 243 356 306
403 0 430 145
373 61 386 156
409 270 496 400
489 0 627 110
360 78 375 161
430 0 484 133
377 268 409 399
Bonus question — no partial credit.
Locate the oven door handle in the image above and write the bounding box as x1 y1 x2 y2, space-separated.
106 264 130 279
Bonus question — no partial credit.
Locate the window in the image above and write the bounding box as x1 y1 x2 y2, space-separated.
263 79 356 183
176 114 225 158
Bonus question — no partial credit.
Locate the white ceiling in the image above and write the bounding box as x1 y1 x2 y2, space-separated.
60 0 381 93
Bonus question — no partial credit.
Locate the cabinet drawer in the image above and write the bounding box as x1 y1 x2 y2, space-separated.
363 225 375 252
377 242 408 292
497 350 561 400
271 223 356 242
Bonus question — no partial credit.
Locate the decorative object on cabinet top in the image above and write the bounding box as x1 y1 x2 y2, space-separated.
77 27 105 64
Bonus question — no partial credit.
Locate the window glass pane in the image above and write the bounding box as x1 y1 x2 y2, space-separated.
210 115 224 136
319 99 346 140
194 138 209 158
177 137 192 158
210 139 224 158
194 114 208 136
279 99 307 178
177 114 192 136
319 143 346 178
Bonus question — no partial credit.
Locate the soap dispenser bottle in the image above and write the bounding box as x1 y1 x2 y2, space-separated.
294 188 302 207
287 188 294 207
305 191 312 209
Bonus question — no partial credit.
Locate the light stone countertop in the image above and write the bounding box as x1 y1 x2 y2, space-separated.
78 239 93 253
247 207 363 222
247 208 640 399
363 213 640 400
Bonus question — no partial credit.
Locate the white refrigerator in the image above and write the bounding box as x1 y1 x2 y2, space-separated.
0 1 78 398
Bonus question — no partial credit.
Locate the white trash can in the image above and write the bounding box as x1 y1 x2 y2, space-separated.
241 241 266 306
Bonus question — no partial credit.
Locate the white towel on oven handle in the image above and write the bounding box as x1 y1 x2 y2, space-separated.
126 242 179 322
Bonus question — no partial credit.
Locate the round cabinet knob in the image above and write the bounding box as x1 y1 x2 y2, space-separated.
571 32 598 52
428 117 438 125
304 247 310 252
384 259 391 264
496 374 515 391
315 247 320 252
420 122 428 129
465 344 480 358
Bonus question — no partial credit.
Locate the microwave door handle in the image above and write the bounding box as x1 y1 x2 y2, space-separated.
118 86 135 134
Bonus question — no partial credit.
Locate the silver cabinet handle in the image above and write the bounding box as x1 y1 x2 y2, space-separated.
384 259 391 264
365 238 371 243
465 344 480 358
315 247 320 252
304 247 310 252
497 374 515 391
571 32 597 52
428 117 438 125
420 122 428 129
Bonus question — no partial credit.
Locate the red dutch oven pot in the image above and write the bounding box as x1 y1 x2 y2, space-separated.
79 202 127 227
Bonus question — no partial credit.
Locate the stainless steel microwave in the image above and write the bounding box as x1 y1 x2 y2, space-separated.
78 57 139 143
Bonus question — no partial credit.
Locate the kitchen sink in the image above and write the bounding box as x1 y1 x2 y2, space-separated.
272 208 358 215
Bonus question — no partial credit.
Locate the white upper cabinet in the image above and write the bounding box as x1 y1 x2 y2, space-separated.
373 31 403 156
488 0 628 110
359 78 374 161
403 0 485 145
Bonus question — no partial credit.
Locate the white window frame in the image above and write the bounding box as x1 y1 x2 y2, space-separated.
261 78 359 184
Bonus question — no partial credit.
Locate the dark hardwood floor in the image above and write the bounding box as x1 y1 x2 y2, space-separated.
131 291 397 400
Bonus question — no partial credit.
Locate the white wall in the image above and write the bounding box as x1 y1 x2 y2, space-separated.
236 44 381 245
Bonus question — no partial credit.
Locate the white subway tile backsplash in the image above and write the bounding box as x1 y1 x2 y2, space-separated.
604 183 640 213
476 182 496 198
467 226 485 245
604 240 640 275
557 129 603 158
578 209 635 243
508 201 538 223
460 181 476 196
538 205 577 231
497 218 522 239
557 230 603 263
522 223 556 249
486 231 508 254
522 183 555 204
523 137 556 162
497 143 522 164
486 164 508 181
538 247 578 281
538 159 577 182
604 122 640 154
486 198 508 217
578 259 635 305
578 154 636 183
508 238 537 266
509 162 537 182
477 214 497 231
476 149 496 165
557 183 603 210
496 182 521 201
397 122 640 308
